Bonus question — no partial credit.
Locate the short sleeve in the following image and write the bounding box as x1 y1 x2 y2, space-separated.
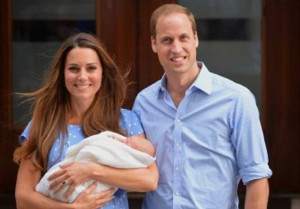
120 109 144 137
19 121 32 144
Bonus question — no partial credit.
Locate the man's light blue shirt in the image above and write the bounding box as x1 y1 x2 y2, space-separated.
133 62 272 209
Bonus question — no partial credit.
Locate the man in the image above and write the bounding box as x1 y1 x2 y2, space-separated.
133 3 272 209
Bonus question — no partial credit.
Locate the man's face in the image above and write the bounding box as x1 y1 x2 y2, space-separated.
151 13 199 76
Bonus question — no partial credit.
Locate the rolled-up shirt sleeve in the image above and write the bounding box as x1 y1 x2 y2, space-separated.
230 89 272 185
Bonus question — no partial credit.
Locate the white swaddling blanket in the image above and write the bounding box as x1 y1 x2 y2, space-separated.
36 131 155 203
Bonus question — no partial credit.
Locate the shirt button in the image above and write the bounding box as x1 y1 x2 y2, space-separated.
176 143 180 147
176 191 180 196
176 119 181 123
175 167 179 171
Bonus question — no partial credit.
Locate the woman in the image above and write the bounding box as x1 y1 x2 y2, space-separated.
13 32 158 209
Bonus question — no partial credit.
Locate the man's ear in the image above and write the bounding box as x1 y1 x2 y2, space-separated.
194 31 199 48
151 36 157 53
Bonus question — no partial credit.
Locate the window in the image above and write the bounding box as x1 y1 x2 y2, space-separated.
178 0 262 110
12 0 96 125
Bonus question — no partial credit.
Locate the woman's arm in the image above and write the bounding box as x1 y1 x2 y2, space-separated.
15 158 114 209
91 161 158 192
50 161 158 198
48 134 159 198
90 134 158 191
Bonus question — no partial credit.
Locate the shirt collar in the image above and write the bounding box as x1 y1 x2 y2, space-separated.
157 61 212 96
192 62 212 95
156 74 167 97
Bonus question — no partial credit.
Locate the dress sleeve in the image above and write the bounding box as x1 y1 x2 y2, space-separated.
19 121 32 144
120 109 144 137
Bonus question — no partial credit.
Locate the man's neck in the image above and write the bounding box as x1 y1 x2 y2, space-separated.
166 65 201 107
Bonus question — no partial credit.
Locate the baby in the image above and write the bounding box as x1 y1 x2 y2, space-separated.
36 131 156 203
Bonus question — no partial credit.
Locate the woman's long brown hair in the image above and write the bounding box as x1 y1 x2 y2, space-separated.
13 33 128 172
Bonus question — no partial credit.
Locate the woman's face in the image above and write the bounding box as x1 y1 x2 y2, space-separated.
64 47 103 106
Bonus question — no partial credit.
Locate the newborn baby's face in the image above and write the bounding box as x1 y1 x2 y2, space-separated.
126 136 155 157
110 135 128 145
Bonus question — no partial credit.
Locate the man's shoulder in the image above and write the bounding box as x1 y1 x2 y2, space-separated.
137 80 161 97
211 72 252 96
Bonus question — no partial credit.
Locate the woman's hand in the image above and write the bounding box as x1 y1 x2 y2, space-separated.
48 161 97 198
72 183 115 209
16 158 113 209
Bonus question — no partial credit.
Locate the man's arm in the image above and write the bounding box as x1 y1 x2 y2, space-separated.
244 178 269 209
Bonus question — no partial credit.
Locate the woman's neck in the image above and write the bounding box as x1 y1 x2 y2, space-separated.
68 101 90 125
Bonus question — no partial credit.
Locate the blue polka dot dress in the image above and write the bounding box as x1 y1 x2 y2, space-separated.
20 109 144 209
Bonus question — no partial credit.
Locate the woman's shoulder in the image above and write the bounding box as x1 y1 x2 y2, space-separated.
19 121 32 144
120 108 143 137
120 108 138 119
